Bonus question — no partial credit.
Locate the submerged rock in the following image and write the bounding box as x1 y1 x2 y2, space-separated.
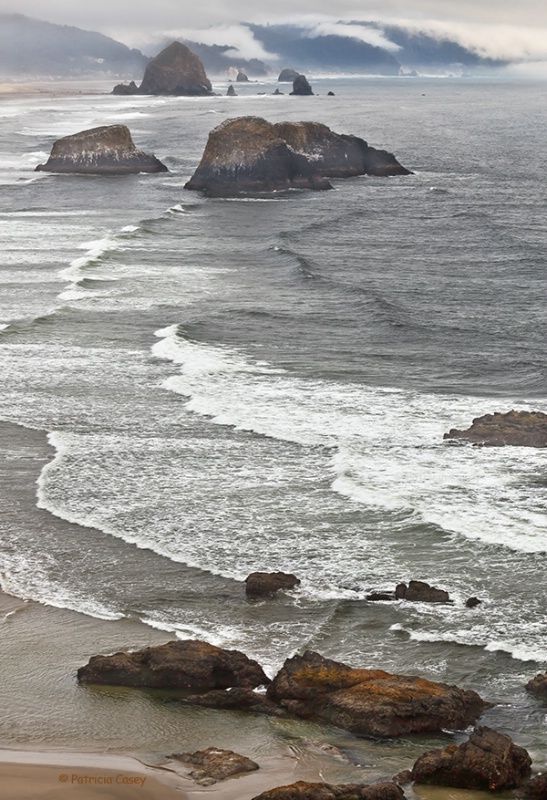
251 780 404 800
411 726 532 791
395 580 451 603
444 410 547 447
291 74 314 95
525 672 547 699
77 639 269 690
266 650 489 738
183 687 285 716
245 571 300 597
184 116 333 196
169 747 259 785
35 125 167 175
134 41 212 96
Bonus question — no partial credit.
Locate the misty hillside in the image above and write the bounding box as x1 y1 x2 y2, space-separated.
0 14 147 77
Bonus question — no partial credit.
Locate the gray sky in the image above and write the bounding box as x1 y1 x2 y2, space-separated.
4 1 547 62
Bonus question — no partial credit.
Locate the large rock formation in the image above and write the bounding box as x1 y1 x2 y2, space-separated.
245 571 300 597
184 117 333 196
290 75 314 95
278 68 300 82
113 41 213 96
411 726 532 791
444 410 547 447
170 747 259 785
266 651 489 738
251 780 404 800
185 117 410 196
35 125 167 175
77 639 269 690
273 121 410 178
525 672 547 699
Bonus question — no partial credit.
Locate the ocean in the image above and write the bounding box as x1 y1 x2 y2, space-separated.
0 74 546 778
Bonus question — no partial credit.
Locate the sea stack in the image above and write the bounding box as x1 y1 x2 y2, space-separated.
113 41 213 96
35 125 168 175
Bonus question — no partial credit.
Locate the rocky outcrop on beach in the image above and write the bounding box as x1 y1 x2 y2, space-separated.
112 41 213 96
183 687 285 716
184 116 333 196
526 673 547 699
266 650 489 737
278 68 300 82
169 747 259 785
396 580 451 603
35 125 168 175
251 780 404 800
411 726 532 791
273 121 411 178
525 773 547 799
77 639 269 689
444 410 547 447
245 571 301 597
185 116 410 196
291 75 314 95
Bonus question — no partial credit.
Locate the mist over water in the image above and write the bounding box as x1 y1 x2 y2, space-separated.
0 76 546 765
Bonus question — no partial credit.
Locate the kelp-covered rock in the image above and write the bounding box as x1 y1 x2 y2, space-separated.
170 747 259 785
251 780 405 800
444 410 547 447
185 116 333 196
35 125 167 175
77 639 269 689
266 650 488 737
245 571 301 597
139 41 212 96
526 672 547 699
411 726 532 791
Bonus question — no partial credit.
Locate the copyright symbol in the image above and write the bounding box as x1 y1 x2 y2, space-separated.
59 774 68 782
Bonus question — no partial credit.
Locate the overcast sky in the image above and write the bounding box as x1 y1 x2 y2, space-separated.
4 0 547 62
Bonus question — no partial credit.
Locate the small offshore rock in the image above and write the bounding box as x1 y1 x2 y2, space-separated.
443 410 547 447
395 580 451 603
251 779 405 800
525 773 547 799
466 597 482 608
112 80 139 95
366 592 395 602
411 726 532 791
291 74 314 95
170 747 259 784
278 68 300 82
327 91 335 96
525 673 547 699
35 125 167 175
77 639 270 689
245 571 301 597
183 687 285 716
237 70 249 82
226 84 237 96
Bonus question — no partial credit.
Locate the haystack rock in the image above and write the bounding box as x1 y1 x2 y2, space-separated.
251 780 405 800
139 41 212 96
278 68 300 82
184 116 333 196
444 410 547 447
245 571 300 597
291 74 314 95
77 639 269 690
266 650 489 738
184 117 410 196
273 121 411 177
35 125 167 175
411 726 532 791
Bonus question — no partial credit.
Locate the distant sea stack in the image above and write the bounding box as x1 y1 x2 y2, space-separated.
35 125 168 175
113 41 213 97
278 68 300 82
290 74 314 95
185 116 411 196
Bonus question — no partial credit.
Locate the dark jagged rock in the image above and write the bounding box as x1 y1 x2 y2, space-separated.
77 639 270 690
395 580 451 603
525 773 547 799
112 80 139 95
139 41 212 96
245 571 300 597
466 596 482 608
291 74 314 95
237 70 249 82
251 780 404 800
273 88 284 95
411 726 532 791
183 687 285 716
327 91 335 96
444 410 547 447
226 84 237 96
170 747 259 785
272 121 410 178
266 650 489 738
366 592 395 601
35 125 167 175
278 68 300 82
184 116 333 196
525 673 547 699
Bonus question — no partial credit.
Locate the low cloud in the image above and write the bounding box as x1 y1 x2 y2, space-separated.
305 21 401 52
140 24 279 61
